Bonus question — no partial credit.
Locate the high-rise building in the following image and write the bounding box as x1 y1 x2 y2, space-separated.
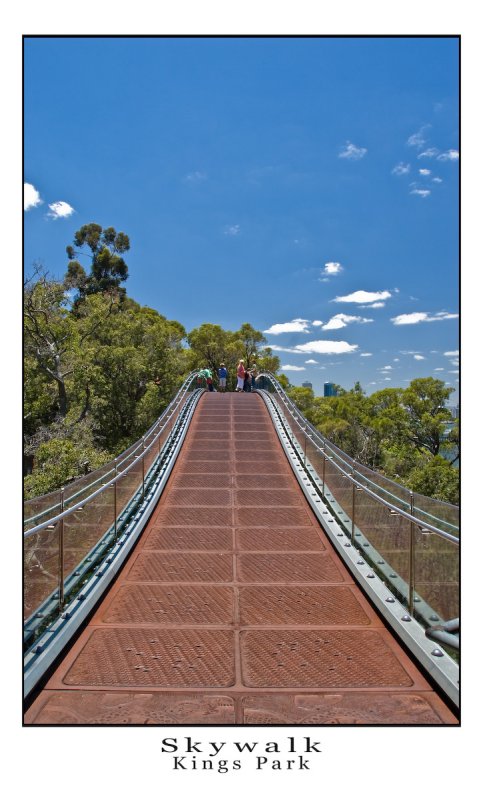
301 381 313 389
324 382 337 397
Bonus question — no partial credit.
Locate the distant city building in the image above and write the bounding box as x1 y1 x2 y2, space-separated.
448 405 460 419
302 381 313 389
324 382 337 397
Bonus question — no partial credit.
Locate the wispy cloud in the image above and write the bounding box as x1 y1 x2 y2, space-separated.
224 224 240 236
312 320 323 327
418 148 440 159
338 141 367 160
305 359 318 364
444 350 459 357
281 364 306 371
322 313 373 331
414 354 425 360
410 188 431 198
333 290 391 304
47 201 75 219
392 311 459 325
24 182 42 211
437 149 459 162
407 125 430 149
432 177 443 184
263 319 310 335
360 352 372 357
392 163 411 176
419 168 431 176
184 170 207 182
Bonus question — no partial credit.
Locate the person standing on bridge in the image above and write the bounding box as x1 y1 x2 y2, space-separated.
218 362 227 393
236 359 245 392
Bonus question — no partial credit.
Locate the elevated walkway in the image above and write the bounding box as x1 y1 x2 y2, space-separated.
25 393 457 724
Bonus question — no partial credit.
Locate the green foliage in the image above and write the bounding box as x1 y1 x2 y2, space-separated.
406 456 460 504
65 222 130 302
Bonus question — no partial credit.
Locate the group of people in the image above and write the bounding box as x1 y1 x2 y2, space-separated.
198 360 257 392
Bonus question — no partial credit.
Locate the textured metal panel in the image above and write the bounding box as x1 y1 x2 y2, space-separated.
176 461 230 473
25 691 236 724
236 527 325 552
235 489 303 507
152 507 233 526
235 507 314 527
127 551 233 582
102 585 234 625
241 630 414 688
166 488 232 507
237 553 347 583
236 474 295 489
63 628 235 687
172 473 232 488
241 693 457 725
239 586 372 625
144 526 233 551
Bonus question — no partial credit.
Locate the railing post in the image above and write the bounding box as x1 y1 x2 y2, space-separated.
142 437 146 499
58 487 65 611
409 492 415 615
113 457 118 539
351 460 356 543
304 425 308 466
322 444 326 497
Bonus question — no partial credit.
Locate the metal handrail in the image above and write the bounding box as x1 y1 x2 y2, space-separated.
256 372 459 539
24 370 200 528
24 371 201 537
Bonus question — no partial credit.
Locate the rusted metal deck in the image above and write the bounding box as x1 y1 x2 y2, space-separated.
25 393 457 724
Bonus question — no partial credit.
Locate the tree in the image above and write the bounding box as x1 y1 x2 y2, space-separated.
402 378 453 456
65 223 130 301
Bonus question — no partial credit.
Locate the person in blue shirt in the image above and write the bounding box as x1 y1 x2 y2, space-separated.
218 363 228 393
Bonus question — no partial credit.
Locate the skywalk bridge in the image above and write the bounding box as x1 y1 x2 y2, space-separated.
23 373 459 725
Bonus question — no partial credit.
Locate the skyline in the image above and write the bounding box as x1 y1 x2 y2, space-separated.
24 36 459 398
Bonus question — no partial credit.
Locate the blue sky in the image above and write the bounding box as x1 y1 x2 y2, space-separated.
24 36 460 399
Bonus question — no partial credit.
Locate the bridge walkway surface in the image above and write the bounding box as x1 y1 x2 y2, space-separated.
25 392 457 724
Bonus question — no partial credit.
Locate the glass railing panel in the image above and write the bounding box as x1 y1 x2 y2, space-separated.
354 489 412 588
24 523 61 621
414 529 459 623
63 484 116 576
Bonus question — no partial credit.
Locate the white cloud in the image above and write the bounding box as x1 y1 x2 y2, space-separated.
47 201 75 219
184 170 207 182
24 183 42 210
407 126 429 149
281 365 306 371
410 188 431 198
379 365 392 371
414 354 425 360
293 340 358 355
432 177 443 183
444 350 459 357
312 320 323 327
383 377 392 381
333 290 391 304
448 370 460 374
324 262 343 275
434 368 444 371
338 141 367 160
437 149 459 161
224 224 240 236
360 353 372 357
305 359 318 364
263 319 310 335
362 301 385 309
322 313 373 330
419 169 431 176
393 358 400 362
392 311 459 325
392 163 411 176
418 148 439 159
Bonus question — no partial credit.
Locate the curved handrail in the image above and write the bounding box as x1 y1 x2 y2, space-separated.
24 370 201 528
255 372 459 540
